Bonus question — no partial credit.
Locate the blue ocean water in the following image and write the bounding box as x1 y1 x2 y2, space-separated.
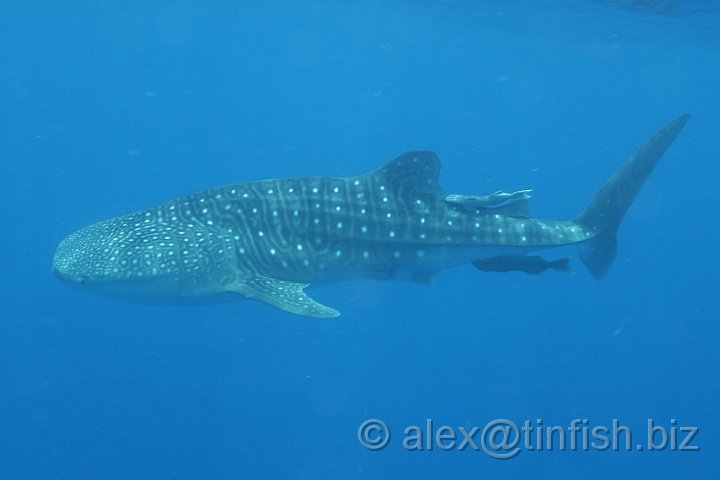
1 0 718 478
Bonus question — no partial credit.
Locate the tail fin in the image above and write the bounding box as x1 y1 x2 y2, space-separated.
574 114 691 278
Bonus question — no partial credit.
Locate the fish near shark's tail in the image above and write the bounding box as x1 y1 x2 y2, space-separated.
573 114 691 279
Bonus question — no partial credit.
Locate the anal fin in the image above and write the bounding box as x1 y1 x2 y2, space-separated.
229 275 340 318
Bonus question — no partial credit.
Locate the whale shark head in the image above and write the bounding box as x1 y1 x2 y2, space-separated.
53 204 240 303
54 219 121 283
52 216 163 299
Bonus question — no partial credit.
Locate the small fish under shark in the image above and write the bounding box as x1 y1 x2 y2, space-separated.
53 115 690 318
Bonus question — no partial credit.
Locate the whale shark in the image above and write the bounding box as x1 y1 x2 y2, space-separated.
53 115 690 317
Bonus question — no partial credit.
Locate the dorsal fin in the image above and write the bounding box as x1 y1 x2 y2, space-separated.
370 151 443 200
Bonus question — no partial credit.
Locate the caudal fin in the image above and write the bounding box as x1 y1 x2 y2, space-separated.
574 114 691 279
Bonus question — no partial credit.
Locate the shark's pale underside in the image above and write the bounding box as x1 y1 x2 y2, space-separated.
53 115 690 317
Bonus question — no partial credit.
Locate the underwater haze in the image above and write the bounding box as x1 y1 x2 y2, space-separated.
1 0 718 478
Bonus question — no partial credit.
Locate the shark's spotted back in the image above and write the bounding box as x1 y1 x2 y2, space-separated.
53 115 690 317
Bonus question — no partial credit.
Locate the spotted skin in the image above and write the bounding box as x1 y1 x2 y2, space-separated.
53 115 690 317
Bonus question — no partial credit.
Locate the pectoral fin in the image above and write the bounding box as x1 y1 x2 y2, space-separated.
229 275 340 318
